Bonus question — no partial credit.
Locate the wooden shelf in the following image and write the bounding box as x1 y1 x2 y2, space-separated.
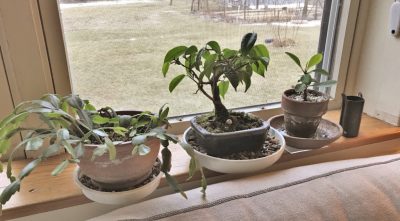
1 110 400 220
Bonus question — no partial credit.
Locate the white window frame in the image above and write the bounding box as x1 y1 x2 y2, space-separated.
0 0 361 145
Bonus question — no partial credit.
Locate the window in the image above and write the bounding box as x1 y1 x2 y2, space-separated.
58 0 339 117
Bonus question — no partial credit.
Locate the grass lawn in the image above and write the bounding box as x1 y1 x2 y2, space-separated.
60 0 321 116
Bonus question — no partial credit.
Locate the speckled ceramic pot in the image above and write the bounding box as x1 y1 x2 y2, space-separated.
281 89 329 138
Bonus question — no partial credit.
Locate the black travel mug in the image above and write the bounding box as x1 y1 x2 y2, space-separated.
339 93 365 138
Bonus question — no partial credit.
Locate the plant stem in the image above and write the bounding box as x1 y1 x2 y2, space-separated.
303 88 308 101
211 73 229 122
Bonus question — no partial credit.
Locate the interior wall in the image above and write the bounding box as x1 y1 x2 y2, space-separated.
347 0 400 126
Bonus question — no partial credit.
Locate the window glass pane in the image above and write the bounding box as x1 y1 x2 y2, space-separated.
59 0 327 116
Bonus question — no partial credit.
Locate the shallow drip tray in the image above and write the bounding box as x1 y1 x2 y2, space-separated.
268 114 343 151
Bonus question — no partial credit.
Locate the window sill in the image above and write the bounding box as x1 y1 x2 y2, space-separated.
1 110 400 220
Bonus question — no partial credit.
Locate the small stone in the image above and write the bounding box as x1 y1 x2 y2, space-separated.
226 119 233 125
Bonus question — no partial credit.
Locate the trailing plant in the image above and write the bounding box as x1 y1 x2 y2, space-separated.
0 94 206 209
285 52 337 101
162 32 270 124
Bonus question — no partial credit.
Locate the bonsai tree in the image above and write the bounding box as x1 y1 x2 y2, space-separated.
285 52 336 101
0 94 203 208
162 33 270 125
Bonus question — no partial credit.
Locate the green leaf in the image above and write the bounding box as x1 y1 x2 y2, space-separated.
131 145 139 155
132 134 147 145
83 102 96 111
25 137 44 151
92 129 107 137
285 52 302 69
200 167 207 194
161 147 172 172
162 62 170 77
0 139 11 154
187 158 197 181
0 112 29 129
195 48 205 71
62 140 77 159
225 71 240 91
118 115 132 128
301 74 312 85
241 32 257 55
51 160 69 176
57 128 70 140
19 158 41 179
91 144 107 161
164 172 187 199
218 81 229 99
138 144 150 156
184 45 198 56
112 127 128 136
306 53 323 71
160 107 169 120
311 68 329 76
105 137 116 160
312 80 337 87
206 41 221 54
66 95 84 109
169 74 186 93
43 94 60 109
253 44 269 58
222 48 238 58
163 46 187 64
74 143 84 158
294 83 307 93
259 57 270 70
92 115 110 125
243 71 252 92
43 144 62 158
0 180 21 204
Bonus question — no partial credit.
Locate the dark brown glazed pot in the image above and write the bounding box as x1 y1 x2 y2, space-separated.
190 113 269 157
281 89 329 138
77 110 160 191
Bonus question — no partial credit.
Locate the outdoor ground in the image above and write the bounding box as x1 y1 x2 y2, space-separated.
60 0 321 116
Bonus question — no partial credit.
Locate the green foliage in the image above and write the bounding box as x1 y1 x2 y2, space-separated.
285 52 337 101
162 33 270 121
0 94 191 207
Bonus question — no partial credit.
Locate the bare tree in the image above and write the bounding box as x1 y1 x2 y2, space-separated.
302 0 309 19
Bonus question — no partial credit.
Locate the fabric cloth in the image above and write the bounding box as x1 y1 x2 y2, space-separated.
90 154 400 221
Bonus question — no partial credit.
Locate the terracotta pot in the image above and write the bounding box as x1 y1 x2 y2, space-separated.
78 110 160 191
281 89 329 138
78 138 160 191
190 113 269 157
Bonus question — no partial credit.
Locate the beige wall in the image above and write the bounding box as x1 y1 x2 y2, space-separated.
347 0 400 126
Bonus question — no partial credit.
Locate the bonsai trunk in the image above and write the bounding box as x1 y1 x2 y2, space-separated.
303 88 308 101
211 77 229 122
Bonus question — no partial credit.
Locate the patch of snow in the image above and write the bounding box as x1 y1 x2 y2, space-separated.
271 20 321 27
60 0 157 9
267 3 304 9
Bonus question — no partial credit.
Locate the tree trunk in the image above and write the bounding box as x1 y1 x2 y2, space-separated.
211 76 229 122
170 0 173 5
302 0 309 19
191 0 195 11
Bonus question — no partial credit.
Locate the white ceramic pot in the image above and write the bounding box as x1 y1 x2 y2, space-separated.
183 126 286 174
73 166 162 205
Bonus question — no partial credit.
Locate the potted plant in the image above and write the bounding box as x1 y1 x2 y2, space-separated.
0 94 200 207
282 52 337 138
162 33 270 157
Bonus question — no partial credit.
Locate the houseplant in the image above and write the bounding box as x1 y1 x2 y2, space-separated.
162 33 270 157
0 94 202 207
282 52 337 138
